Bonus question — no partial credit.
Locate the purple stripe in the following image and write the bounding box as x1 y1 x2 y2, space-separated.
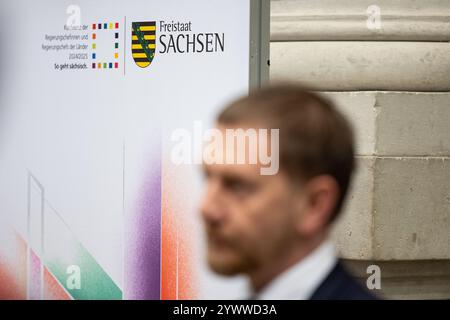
29 249 41 300
125 156 161 300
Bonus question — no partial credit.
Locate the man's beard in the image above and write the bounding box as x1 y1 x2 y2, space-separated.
205 228 258 276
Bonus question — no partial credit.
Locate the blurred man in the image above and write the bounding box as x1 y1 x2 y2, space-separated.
200 85 376 300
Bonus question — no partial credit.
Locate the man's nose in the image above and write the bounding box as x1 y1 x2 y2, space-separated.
200 179 226 226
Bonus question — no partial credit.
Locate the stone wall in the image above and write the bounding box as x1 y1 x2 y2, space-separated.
270 0 450 299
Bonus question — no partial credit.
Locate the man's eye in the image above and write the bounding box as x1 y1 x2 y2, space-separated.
225 180 254 196
230 182 245 192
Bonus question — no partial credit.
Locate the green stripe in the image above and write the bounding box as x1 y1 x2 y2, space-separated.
45 240 122 300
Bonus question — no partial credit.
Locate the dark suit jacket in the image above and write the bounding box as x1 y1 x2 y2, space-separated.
309 261 378 300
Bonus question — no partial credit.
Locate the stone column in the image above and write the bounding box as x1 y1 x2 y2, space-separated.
270 0 450 299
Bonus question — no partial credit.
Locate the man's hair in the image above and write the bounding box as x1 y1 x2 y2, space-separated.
217 84 355 223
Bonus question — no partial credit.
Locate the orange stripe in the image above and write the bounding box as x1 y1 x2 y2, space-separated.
0 231 27 299
161 168 198 300
44 267 71 300
161 199 178 300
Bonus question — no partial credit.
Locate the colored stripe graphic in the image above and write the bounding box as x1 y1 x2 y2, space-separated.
26 172 122 300
29 249 42 300
0 230 27 300
125 156 161 300
161 165 197 300
44 266 71 300
44 241 122 300
44 202 122 300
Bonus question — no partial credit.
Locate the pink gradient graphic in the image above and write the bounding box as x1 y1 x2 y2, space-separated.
0 231 27 299
29 249 42 300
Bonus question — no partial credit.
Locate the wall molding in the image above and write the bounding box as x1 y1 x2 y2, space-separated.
271 0 450 41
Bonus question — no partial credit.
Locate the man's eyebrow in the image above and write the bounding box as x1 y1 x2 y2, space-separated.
222 174 241 183
221 173 253 185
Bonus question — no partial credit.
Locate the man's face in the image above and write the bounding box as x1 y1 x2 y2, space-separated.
200 125 303 276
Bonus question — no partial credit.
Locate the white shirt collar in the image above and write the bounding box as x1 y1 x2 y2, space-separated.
248 240 337 300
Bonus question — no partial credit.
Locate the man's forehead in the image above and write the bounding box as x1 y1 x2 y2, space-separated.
216 121 267 131
203 162 263 179
201 121 280 177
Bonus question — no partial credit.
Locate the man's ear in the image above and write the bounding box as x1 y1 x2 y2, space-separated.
294 175 340 238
